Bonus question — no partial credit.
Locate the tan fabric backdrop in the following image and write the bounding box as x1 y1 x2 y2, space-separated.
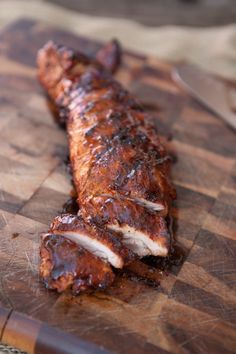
0 0 236 79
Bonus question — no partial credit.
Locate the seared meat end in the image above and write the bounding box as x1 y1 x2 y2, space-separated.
40 233 114 294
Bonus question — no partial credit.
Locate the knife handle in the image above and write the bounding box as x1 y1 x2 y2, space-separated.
0 306 110 354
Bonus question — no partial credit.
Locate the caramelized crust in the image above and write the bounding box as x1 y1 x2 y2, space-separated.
40 233 114 294
37 41 175 219
83 196 170 256
37 41 176 294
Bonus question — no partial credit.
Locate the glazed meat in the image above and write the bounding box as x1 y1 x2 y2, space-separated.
50 213 135 268
84 196 170 257
37 42 175 255
37 40 176 293
40 233 114 294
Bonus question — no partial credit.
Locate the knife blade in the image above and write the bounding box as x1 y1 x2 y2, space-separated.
172 63 236 131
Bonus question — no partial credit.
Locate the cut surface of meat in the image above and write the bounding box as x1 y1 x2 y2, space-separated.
40 233 114 294
82 195 170 257
50 214 135 268
108 224 169 257
131 197 165 212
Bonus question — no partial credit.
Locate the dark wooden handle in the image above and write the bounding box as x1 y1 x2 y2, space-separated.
0 306 109 354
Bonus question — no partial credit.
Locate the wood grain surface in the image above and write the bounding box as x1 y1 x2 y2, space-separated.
0 19 236 354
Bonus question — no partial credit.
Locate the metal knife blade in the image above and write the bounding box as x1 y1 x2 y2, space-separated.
172 63 236 131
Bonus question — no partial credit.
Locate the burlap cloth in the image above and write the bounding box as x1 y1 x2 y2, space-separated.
1 0 236 79
0 1 235 353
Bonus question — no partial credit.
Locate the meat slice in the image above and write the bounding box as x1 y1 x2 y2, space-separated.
49 214 135 268
84 196 170 257
40 233 114 294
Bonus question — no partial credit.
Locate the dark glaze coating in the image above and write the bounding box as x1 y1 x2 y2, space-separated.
85 195 170 254
37 41 176 293
40 233 114 294
62 195 79 214
37 42 175 219
50 214 135 266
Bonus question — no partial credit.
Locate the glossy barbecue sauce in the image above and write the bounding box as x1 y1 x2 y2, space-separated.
62 194 79 215
48 71 185 291
61 190 185 289
54 162 184 290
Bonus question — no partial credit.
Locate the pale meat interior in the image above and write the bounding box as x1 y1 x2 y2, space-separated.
130 197 165 212
108 224 168 257
53 230 124 268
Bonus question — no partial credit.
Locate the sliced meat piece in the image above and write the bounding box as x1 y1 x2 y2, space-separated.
108 224 168 257
49 214 135 268
82 196 170 257
40 233 114 294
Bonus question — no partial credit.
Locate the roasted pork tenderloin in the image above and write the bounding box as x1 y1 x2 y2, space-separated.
37 40 176 293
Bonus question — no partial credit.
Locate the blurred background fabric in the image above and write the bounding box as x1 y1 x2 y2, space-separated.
0 0 236 79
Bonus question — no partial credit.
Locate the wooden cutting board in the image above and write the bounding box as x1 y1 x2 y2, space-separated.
0 19 235 354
